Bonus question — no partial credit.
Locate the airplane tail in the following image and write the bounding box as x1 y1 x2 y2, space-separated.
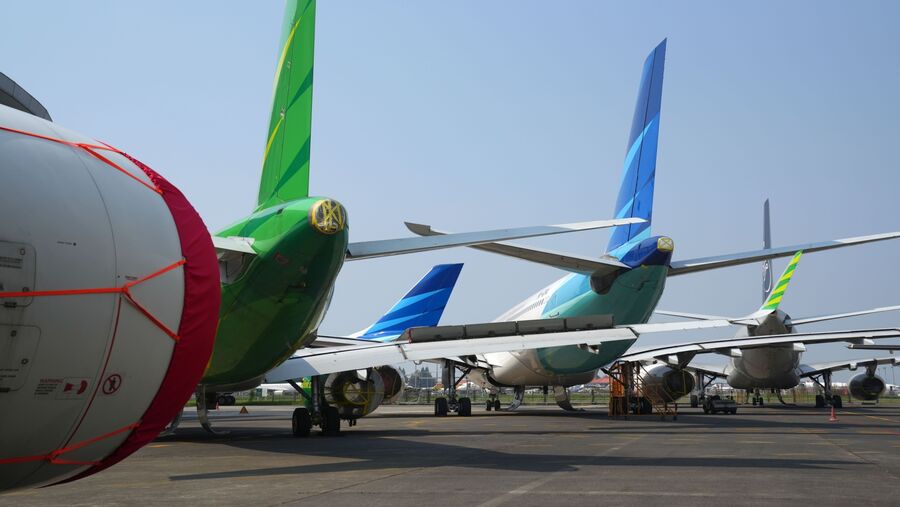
256 0 316 211
355 264 464 342
762 199 774 303
607 39 667 257
758 250 802 313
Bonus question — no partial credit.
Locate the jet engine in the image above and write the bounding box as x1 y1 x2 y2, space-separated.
324 366 404 419
848 373 886 401
0 104 220 492
642 366 695 403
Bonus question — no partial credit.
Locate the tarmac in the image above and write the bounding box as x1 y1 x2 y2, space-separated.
3 403 899 506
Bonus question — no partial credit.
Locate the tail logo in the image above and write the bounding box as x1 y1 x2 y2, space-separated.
657 237 674 252
309 199 347 235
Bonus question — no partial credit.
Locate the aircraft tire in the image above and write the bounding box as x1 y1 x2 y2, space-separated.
832 396 842 408
322 406 341 436
493 399 502 411
435 397 449 416
485 401 492 411
458 397 472 417
815 394 825 408
292 408 311 437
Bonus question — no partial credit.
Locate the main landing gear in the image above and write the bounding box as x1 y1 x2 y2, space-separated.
810 371 842 408
485 393 502 411
434 360 472 417
288 376 342 437
196 386 229 436
553 385 584 412
750 389 765 406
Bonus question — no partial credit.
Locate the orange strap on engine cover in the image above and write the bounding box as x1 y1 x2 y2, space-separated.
0 259 186 341
0 125 163 195
0 422 140 466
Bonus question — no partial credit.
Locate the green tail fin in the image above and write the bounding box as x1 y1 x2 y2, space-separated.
256 0 316 210
759 250 802 312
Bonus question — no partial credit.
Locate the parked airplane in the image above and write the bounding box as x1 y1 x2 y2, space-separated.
0 0 644 490
268 38 900 422
168 262 462 433
188 0 645 434
617 208 900 408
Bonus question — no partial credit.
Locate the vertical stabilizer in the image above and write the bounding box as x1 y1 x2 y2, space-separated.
759 250 802 313
762 199 773 303
256 0 316 210
355 264 464 342
607 39 667 256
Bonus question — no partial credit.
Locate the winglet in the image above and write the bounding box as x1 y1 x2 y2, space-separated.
354 264 464 342
759 250 802 312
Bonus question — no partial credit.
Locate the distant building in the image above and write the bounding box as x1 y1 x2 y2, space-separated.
408 366 437 389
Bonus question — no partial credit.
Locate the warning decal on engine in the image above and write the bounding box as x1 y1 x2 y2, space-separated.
34 377 91 399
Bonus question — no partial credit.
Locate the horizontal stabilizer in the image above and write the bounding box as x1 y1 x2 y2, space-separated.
212 235 257 255
346 218 643 260
405 223 628 275
653 310 732 321
788 304 900 326
668 232 900 276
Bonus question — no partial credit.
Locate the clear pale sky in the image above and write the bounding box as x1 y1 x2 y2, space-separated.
4 1 899 381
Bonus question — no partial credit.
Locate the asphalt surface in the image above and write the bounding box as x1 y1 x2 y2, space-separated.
3 403 899 506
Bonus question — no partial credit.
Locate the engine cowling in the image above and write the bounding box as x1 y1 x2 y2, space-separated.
848 373 885 401
325 366 405 419
0 105 220 492
642 366 695 403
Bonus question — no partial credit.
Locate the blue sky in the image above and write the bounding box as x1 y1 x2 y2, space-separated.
4 1 900 381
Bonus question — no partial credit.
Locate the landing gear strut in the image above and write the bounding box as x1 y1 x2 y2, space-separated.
196 386 230 436
811 371 842 408
691 371 714 408
434 360 471 416
288 376 341 437
553 385 584 412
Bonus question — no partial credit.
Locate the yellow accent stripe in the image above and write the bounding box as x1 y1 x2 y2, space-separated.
762 250 803 310
263 116 283 164
262 14 303 166
272 15 303 96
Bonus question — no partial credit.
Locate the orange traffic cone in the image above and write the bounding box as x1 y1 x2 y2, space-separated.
828 406 838 422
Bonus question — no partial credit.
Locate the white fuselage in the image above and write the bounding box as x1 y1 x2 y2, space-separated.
724 311 803 390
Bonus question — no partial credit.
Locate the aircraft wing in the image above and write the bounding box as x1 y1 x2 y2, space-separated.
797 356 900 378
617 328 900 365
265 327 638 380
668 232 900 276
404 222 627 275
345 218 643 260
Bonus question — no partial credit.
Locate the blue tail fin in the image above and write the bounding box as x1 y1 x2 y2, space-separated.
607 39 667 257
356 264 463 342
